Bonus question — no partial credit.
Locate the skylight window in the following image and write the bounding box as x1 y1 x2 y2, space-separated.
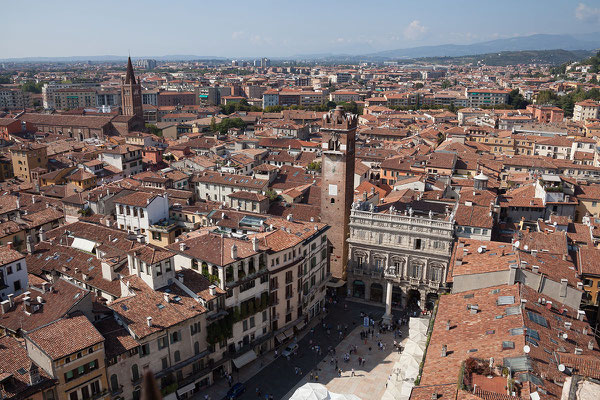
497 296 515 306
527 311 549 328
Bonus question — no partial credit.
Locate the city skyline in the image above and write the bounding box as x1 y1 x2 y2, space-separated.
3 0 600 59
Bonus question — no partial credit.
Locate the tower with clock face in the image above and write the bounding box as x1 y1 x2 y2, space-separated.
320 106 357 281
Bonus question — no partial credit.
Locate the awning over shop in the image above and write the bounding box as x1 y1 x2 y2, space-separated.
284 328 295 339
296 320 307 331
176 383 195 396
326 279 346 288
275 332 287 343
232 350 257 369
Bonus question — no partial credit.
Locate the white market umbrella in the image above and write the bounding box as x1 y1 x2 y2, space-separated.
290 383 331 400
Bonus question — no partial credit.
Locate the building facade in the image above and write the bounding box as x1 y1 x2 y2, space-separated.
347 208 454 315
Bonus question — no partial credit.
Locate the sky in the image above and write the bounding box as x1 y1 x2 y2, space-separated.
3 0 600 58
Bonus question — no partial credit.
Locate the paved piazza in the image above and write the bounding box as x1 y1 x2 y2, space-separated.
284 309 410 399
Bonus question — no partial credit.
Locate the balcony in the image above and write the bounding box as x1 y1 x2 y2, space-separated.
348 261 384 278
409 277 422 286
427 280 441 290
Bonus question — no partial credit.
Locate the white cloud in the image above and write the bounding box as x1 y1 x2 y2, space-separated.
231 31 244 40
575 3 600 23
403 20 428 40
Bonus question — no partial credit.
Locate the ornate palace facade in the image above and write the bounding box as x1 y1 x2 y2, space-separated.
347 207 454 313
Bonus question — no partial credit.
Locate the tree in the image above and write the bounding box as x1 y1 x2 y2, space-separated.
508 89 529 109
215 118 246 134
536 90 559 105
307 161 321 172
146 124 162 136
21 82 44 94
415 82 424 89
441 80 452 89
264 189 278 202
210 116 217 132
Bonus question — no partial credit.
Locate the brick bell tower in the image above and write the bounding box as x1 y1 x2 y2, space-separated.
121 56 143 120
320 106 357 281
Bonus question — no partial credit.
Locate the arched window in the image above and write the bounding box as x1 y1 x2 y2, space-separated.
131 364 140 381
194 341 200 355
174 350 181 362
133 387 141 400
110 374 119 392
330 198 335 204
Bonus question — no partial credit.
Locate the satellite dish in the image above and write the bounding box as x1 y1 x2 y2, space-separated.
523 345 531 354
477 246 484 253
514 241 520 249
523 245 529 251
563 333 568 340
558 364 565 372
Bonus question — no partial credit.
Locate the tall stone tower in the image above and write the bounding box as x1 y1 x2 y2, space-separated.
320 106 357 281
120 56 143 119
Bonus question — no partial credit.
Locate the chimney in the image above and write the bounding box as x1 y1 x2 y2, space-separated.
26 235 34 254
532 265 539 274
179 242 186 252
589 340 594 350
164 293 170 303
287 214 293 222
147 316 153 327
564 322 572 330
231 244 238 260
209 285 216 296
23 296 32 313
446 320 451 330
6 242 13 250
7 294 14 307
178 274 184 283
28 364 41 386
441 345 447 357
38 227 46 242
521 299 527 310
41 282 49 293
252 237 259 252
577 282 583 290
578 310 585 321
0 300 9 314
574 348 583 355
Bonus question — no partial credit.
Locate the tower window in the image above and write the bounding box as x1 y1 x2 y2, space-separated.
331 198 335 204
414 239 422 250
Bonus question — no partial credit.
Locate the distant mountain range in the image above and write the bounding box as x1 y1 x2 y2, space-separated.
2 33 600 63
363 33 600 60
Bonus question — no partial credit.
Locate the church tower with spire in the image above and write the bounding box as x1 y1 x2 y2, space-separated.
120 56 143 119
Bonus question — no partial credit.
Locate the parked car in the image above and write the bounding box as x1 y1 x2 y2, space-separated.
281 343 298 357
226 382 246 399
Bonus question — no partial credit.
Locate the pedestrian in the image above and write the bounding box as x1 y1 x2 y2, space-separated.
351 368 355 377
315 373 319 382
256 387 261 397
275 350 278 358
338 368 342 377
310 372 314 381
368 346 372 352
204 395 209 400
335 360 338 369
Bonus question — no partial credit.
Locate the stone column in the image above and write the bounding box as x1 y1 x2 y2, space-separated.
383 280 393 325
